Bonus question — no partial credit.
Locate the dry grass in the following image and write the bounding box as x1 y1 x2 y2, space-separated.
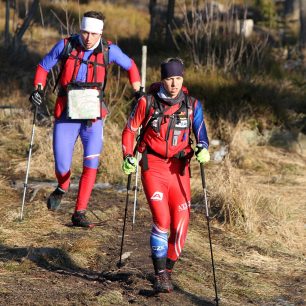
2 111 125 185
96 290 128 305
189 113 306 255
3 104 304 259
39 0 150 41
214 160 303 249
182 218 305 305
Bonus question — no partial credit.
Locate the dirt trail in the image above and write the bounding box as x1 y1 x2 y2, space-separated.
0 150 305 305
0 174 304 306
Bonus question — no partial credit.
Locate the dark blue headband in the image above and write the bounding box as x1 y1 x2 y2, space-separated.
161 60 184 79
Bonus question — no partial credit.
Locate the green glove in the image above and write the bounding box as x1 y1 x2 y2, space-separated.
122 155 137 175
195 145 210 164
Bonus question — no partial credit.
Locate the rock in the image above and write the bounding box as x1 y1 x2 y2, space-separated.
212 145 229 163
210 139 221 147
239 129 261 146
121 251 132 261
235 19 254 38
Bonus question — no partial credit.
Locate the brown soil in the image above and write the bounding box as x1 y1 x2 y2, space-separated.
0 171 305 306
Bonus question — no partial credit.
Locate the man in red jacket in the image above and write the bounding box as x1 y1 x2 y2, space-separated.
121 58 210 293
29 11 141 228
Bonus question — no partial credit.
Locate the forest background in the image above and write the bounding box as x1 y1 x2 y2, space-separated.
0 0 305 305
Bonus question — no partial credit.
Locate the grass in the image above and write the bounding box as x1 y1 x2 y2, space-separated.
0 111 123 185
96 290 128 305
190 142 305 256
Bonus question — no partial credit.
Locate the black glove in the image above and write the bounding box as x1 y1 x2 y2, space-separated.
134 87 145 101
29 88 44 107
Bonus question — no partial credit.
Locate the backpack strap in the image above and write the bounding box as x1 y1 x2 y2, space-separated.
135 95 176 170
100 38 109 93
138 94 154 170
186 95 196 132
145 94 153 118
53 35 79 93
133 94 154 155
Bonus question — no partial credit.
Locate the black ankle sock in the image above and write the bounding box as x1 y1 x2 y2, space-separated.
152 257 167 275
166 258 176 272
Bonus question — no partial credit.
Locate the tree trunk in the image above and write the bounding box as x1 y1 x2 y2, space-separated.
283 0 301 44
285 0 300 16
285 0 300 18
13 0 39 49
166 0 175 46
5 0 10 44
149 0 157 41
300 0 306 47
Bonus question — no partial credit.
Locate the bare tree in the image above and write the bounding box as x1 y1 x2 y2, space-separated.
300 0 306 47
5 0 10 44
284 0 300 17
149 0 158 41
174 1 268 74
13 0 39 49
166 0 175 45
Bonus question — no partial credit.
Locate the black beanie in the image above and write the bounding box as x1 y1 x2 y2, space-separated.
161 59 184 79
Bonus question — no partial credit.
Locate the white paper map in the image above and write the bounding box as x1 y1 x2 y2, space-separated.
67 89 101 119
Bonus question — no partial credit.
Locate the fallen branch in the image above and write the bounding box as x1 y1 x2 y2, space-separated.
12 180 112 191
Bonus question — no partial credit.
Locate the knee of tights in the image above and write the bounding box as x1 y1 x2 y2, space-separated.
84 157 99 169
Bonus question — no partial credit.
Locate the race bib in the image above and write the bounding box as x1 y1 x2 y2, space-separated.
67 88 101 119
175 119 188 128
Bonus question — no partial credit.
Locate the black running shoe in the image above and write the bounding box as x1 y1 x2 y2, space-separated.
154 271 173 293
71 211 95 228
47 187 65 211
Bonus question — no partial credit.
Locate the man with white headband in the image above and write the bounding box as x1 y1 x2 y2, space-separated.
29 11 141 228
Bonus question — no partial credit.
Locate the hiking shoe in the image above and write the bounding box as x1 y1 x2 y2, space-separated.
71 211 95 228
154 271 173 293
47 187 65 211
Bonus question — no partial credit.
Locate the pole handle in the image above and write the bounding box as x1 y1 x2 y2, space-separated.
200 163 206 189
127 173 132 191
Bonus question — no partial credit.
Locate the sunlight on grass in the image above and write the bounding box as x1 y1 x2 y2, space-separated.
191 153 305 255
96 290 128 305
39 0 149 41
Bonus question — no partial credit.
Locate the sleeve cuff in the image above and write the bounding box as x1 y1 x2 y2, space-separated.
33 65 48 87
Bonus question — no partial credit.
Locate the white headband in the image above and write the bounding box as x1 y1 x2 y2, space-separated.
81 17 104 34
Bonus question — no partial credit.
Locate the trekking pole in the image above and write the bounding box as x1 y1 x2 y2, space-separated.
200 164 219 305
131 151 139 231
118 173 132 268
132 45 147 230
20 103 39 221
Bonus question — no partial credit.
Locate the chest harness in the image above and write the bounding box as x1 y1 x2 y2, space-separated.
137 93 196 173
54 34 110 96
